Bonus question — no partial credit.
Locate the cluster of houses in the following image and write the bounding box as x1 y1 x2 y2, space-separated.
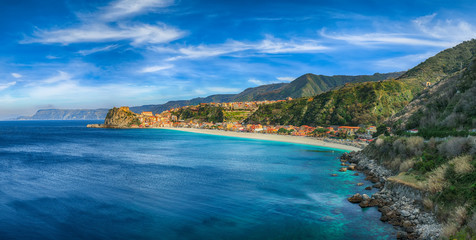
132 101 379 142
200 99 291 111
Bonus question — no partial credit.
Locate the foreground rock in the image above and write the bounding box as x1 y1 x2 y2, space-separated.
343 152 441 239
86 124 102 128
348 193 363 203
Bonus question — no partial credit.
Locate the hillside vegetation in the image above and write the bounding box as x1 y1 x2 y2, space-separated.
356 40 476 239
172 105 224 123
246 79 413 126
389 57 476 133
363 135 476 238
250 72 404 101
246 39 476 127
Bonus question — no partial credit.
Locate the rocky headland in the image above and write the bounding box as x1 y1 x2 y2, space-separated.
87 106 140 129
342 151 441 239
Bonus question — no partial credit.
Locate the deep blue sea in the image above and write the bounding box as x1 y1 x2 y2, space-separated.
0 121 396 239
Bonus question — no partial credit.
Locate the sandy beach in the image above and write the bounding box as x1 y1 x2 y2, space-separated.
159 127 362 151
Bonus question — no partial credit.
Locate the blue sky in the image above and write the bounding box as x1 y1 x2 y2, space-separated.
1 0 476 119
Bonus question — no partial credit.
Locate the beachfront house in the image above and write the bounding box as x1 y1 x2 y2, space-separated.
366 126 377 135
338 126 360 135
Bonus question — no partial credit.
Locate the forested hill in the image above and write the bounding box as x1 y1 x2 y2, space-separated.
246 39 476 127
245 79 413 126
389 54 476 131
249 72 404 101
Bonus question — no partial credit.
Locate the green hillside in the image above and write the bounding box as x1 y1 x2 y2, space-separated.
246 79 413 126
389 57 476 132
251 72 403 100
246 39 476 127
172 105 224 123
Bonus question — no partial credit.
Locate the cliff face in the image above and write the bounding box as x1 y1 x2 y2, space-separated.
103 107 140 128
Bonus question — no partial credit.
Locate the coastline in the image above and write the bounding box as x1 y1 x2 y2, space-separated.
159 127 362 152
343 152 441 239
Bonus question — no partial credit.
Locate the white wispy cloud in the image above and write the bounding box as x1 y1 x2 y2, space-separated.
140 64 174 73
248 78 265 85
166 36 328 61
42 71 72 84
24 23 183 46
248 76 295 86
373 52 437 70
412 13 476 43
320 31 453 48
100 0 174 21
46 55 60 59
193 89 206 95
276 76 294 81
78 44 120 55
11 73 22 78
257 36 328 53
320 14 476 48
0 81 16 91
166 41 249 61
22 0 183 46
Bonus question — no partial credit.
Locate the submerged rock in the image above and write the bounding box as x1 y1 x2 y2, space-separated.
348 164 356 170
348 193 363 203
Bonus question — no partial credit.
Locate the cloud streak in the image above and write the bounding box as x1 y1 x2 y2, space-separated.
11 73 22 78
77 44 120 55
140 64 174 73
320 14 476 48
0 81 16 91
374 52 436 70
248 76 295 86
24 23 184 46
166 36 329 61
21 0 183 46
100 0 174 21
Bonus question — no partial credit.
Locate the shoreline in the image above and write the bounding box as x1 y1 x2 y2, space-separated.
343 152 441 239
158 127 362 152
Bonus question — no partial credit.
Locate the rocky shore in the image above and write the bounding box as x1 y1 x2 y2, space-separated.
342 151 441 240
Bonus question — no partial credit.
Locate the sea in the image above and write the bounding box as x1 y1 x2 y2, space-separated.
0 121 396 239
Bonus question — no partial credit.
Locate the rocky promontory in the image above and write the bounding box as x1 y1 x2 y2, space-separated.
87 106 140 129
343 152 442 240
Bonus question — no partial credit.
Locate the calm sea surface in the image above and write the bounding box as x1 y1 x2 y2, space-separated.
0 121 396 239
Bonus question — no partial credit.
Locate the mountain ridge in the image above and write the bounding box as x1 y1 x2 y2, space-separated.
17 72 402 120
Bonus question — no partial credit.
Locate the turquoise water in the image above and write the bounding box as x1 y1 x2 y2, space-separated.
0 121 395 239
